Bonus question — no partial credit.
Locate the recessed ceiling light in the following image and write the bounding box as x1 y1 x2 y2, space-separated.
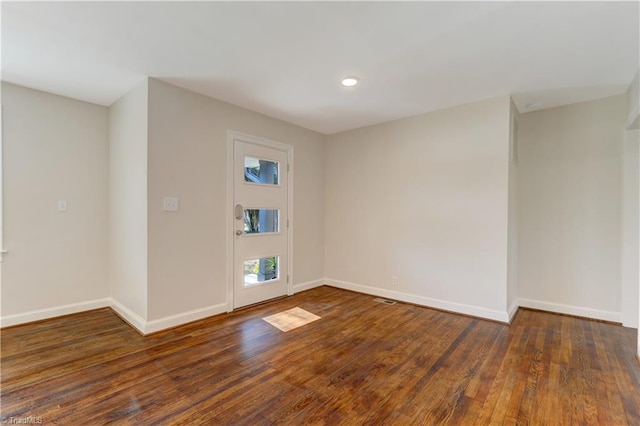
341 76 359 87
526 102 543 109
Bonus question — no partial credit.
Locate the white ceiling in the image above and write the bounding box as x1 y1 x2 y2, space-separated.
2 1 638 135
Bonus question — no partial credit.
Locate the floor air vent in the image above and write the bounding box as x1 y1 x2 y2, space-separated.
373 298 397 305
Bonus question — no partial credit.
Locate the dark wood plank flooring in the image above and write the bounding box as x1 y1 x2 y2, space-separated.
1 286 639 424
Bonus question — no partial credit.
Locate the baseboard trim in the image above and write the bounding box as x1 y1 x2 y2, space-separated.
1 288 623 332
517 298 621 323
0 298 111 328
325 278 510 323
508 300 520 323
293 279 324 293
109 298 147 334
110 299 228 335
1 297 229 335
144 303 228 335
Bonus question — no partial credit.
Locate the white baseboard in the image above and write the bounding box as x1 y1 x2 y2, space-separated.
518 298 621 323
144 303 227 334
325 278 510 323
109 298 147 333
508 300 520 323
622 318 639 329
110 298 228 335
2 297 228 335
0 298 111 328
1 287 622 333
293 279 324 293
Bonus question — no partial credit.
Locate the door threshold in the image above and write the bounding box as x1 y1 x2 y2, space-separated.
233 295 289 312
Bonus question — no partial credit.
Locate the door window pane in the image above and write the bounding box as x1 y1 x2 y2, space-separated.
244 156 279 185
244 256 279 287
244 209 279 234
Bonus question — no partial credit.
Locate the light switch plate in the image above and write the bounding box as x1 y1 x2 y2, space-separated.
57 200 68 212
163 197 179 212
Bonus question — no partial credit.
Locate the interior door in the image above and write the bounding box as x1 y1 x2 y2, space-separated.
233 138 289 308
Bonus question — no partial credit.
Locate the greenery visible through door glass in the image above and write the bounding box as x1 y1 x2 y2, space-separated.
244 256 279 287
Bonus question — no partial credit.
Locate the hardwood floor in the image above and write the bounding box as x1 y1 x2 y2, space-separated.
1 286 639 425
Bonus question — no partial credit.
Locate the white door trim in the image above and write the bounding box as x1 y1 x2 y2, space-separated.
226 131 293 312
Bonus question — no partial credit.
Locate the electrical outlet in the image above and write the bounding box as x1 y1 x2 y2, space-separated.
392 276 398 286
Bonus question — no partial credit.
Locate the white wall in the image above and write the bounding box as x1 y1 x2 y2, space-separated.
622 129 639 328
108 79 149 326
0 79 325 332
146 79 325 323
1 78 630 334
626 70 640 357
637 129 640 359
0 83 109 326
324 96 512 322
628 69 639 129
507 100 519 319
518 95 626 322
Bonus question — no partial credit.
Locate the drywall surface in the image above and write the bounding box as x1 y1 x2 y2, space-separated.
325 95 512 321
628 69 639 129
108 79 149 322
1 83 109 321
507 100 520 318
146 79 325 321
622 129 639 328
518 95 626 321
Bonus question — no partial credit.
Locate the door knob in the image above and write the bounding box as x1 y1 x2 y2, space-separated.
236 230 243 236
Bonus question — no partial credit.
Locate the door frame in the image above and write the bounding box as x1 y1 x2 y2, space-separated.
226 130 294 312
